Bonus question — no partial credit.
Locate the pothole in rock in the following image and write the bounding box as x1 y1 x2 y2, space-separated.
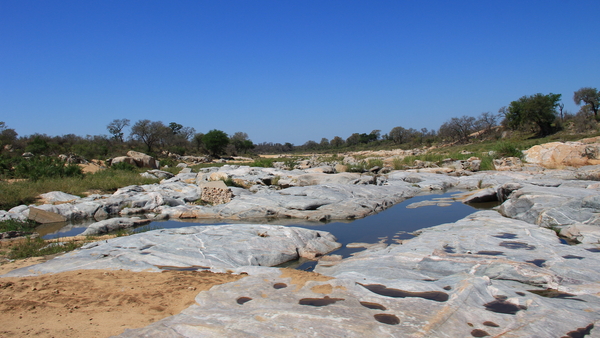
358 283 449 302
484 297 527 315
471 329 490 337
374 313 400 325
499 241 536 250
298 296 344 307
493 233 517 239
273 283 287 289
528 289 586 302
564 324 594 338
359 301 386 310
585 248 600 253
237 297 252 305
563 255 585 260
476 251 504 256
525 259 546 267
483 321 499 327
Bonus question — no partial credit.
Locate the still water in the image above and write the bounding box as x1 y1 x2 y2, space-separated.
41 191 495 263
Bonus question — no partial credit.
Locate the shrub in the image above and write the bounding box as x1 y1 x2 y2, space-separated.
110 161 137 171
7 236 84 259
492 142 523 159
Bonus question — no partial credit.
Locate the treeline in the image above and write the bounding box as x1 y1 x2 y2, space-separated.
0 87 598 159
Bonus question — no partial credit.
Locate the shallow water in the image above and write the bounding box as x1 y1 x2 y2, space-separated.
41 191 494 267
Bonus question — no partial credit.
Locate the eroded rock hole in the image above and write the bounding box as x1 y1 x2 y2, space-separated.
483 321 499 327
273 283 287 289
443 245 456 253
298 296 344 307
237 297 252 305
499 241 536 250
476 251 504 256
358 283 449 302
585 248 600 253
471 329 490 337
526 259 546 267
564 324 594 338
484 298 527 315
360 301 386 310
374 313 400 325
443 286 452 291
493 233 517 239
528 289 586 302
563 255 584 260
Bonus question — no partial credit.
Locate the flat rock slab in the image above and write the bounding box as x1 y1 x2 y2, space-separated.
117 211 600 337
1 225 341 277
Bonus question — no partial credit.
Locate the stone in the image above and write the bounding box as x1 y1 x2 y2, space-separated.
524 141 600 167
28 207 67 224
126 151 159 169
3 225 341 276
493 157 523 171
110 156 137 167
38 191 81 204
80 217 151 236
200 181 234 205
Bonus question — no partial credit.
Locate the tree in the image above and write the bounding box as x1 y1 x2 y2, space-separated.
330 136 344 148
346 133 360 146
168 122 183 135
438 116 477 143
193 133 205 152
0 122 17 148
202 129 229 156
130 120 169 153
573 87 599 118
389 126 407 144
229 132 255 154
505 93 562 136
107 119 130 142
319 138 329 148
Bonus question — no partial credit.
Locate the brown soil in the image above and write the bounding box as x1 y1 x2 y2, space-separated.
0 266 244 337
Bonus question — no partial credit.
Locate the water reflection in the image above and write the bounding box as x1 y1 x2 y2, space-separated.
41 191 493 261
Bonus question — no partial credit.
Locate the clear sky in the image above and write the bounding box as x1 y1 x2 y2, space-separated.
1 1 599 145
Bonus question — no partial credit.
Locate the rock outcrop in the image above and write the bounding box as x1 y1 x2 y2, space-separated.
2 225 341 277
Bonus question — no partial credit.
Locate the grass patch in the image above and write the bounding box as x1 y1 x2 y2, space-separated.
249 157 276 168
7 236 84 259
0 169 160 211
0 219 37 233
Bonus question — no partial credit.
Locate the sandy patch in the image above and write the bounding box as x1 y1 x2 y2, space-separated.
0 268 244 337
279 268 333 291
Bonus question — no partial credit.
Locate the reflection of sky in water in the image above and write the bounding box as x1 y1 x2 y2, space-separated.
42 192 491 255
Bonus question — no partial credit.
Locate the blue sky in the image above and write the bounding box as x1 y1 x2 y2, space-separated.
1 1 599 145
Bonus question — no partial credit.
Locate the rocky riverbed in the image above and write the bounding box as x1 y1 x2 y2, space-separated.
2 159 600 336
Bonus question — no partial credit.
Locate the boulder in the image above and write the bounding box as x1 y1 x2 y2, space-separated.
3 225 341 276
110 156 136 166
80 217 151 236
126 151 159 169
28 207 67 224
524 141 600 167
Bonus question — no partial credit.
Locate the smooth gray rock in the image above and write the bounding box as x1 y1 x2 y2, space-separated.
2 225 341 277
80 217 151 236
117 211 600 337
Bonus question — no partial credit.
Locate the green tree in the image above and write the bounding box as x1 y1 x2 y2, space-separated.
107 119 130 142
573 87 599 118
330 136 344 148
130 120 169 153
505 93 562 136
202 129 229 156
0 122 17 148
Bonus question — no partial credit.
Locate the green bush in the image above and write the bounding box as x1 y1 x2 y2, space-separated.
7 236 84 259
0 219 37 233
249 158 276 168
110 161 137 171
492 142 523 159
